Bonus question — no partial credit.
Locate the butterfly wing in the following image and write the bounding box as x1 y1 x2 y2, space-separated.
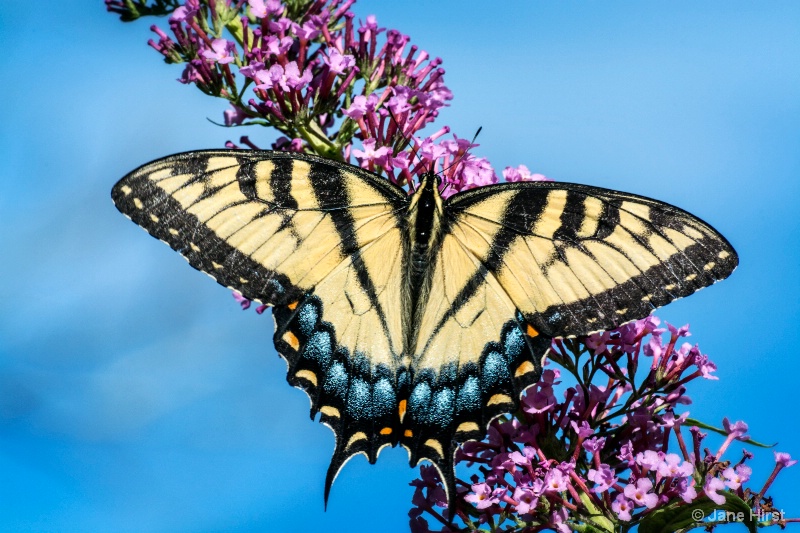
399 207 552 500
112 150 411 500
443 182 738 338
401 180 737 497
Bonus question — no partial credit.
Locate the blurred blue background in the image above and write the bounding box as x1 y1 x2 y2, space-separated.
1 1 798 531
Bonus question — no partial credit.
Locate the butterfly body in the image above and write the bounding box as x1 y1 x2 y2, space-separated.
405 172 444 355
112 150 737 504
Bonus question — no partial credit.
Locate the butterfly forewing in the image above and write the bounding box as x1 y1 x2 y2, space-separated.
445 182 738 338
112 151 408 304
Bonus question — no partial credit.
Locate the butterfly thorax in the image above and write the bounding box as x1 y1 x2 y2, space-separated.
403 172 445 355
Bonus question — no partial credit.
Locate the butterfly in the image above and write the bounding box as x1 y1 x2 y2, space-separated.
112 149 737 505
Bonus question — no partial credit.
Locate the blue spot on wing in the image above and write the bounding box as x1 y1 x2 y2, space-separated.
503 326 524 360
373 377 396 418
409 381 432 423
303 330 332 369
430 388 455 426
324 362 348 398
297 301 319 336
481 350 509 390
456 376 480 414
347 378 372 420
267 278 285 295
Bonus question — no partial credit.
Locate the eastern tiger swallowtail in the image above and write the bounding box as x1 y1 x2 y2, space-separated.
112 150 737 505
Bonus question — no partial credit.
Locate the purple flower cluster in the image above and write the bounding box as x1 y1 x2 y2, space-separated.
108 2 795 531
410 318 796 532
106 0 544 195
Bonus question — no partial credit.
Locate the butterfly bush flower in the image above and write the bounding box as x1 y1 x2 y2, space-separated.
408 319 797 531
503 164 550 183
108 1 796 531
107 0 532 195
612 493 634 521
202 38 236 64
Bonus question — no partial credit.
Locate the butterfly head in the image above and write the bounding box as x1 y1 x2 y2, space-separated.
419 171 442 194
413 171 445 213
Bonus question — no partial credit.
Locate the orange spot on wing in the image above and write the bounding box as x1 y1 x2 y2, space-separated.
288 301 299 310
283 331 300 350
526 324 539 338
398 399 407 419
515 360 535 377
379 427 392 435
403 429 413 438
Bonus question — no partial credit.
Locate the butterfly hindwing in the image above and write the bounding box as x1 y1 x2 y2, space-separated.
403 228 551 462
402 314 551 499
272 293 404 503
399 189 553 489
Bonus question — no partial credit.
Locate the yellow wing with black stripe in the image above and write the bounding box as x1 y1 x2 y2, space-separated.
399 179 737 486
112 150 412 501
440 182 737 337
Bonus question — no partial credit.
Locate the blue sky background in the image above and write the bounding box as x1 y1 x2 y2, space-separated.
1 1 799 531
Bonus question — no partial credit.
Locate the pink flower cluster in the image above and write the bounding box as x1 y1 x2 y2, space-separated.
106 0 549 195
410 318 796 532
